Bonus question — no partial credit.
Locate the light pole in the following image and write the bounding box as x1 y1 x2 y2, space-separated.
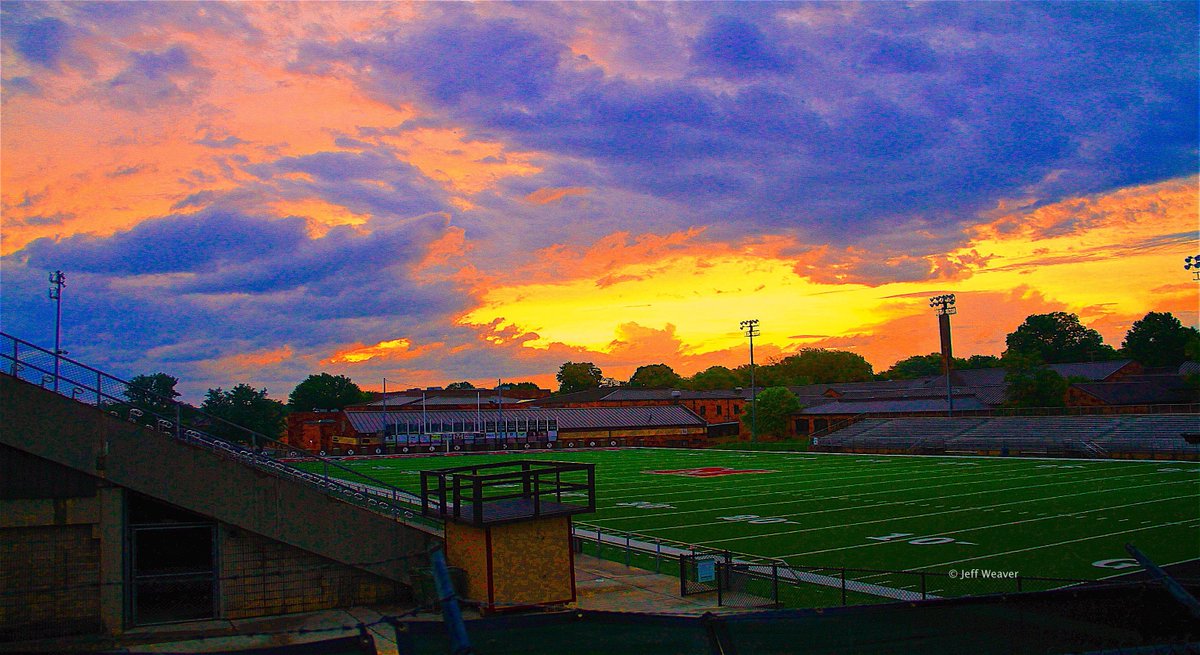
740 319 760 442
48 271 66 392
1185 255 1200 281
929 294 957 416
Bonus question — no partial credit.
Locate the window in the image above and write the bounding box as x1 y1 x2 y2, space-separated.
733 405 741 415
698 406 707 417
716 405 722 416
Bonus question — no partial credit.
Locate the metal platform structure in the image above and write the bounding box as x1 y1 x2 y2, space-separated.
420 461 596 527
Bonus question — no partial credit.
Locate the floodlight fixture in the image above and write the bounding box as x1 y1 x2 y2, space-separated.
929 293 957 316
1187 255 1200 280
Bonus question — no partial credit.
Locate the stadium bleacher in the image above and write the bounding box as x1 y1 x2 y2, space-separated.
813 414 1200 459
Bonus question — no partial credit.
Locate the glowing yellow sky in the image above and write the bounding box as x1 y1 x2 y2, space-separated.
457 176 1199 374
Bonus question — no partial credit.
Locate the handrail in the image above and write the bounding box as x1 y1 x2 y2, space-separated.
1 332 440 534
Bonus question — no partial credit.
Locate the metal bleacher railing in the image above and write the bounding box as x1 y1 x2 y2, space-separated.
1 332 440 534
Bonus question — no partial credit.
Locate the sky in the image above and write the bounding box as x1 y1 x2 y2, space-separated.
1 1 1197 402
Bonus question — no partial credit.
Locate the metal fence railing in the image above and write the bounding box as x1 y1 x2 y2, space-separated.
1 332 441 534
571 521 1107 609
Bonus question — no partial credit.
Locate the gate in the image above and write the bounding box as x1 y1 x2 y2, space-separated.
679 552 727 597
679 553 781 608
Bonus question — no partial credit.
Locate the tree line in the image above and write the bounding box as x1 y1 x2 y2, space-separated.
560 311 1199 393
121 310 1197 442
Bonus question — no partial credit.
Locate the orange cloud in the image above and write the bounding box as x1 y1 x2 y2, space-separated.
375 128 542 196
323 339 444 365
413 225 471 275
269 198 371 237
212 345 294 369
524 186 590 205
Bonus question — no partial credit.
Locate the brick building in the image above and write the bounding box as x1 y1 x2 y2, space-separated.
531 388 746 438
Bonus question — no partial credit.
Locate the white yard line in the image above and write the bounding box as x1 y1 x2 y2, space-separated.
906 519 1199 572
694 478 1195 545
604 468 1175 530
598 459 1108 512
774 495 1198 559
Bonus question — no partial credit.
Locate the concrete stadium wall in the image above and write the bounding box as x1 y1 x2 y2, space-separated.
0 374 438 637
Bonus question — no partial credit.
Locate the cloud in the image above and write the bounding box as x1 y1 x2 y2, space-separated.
104 45 212 110
11 16 71 69
692 15 792 76
524 186 589 205
291 3 1195 251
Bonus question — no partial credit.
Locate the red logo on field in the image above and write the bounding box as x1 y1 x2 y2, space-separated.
646 467 777 478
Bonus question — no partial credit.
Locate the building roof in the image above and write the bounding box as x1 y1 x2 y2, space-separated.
1071 381 1198 406
1047 359 1135 381
344 405 706 433
534 387 742 405
800 396 991 415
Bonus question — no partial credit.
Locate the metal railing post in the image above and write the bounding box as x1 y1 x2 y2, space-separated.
841 568 847 606
773 564 779 606
625 534 631 567
679 554 686 597
175 404 182 440
655 539 662 573
921 572 926 600
716 559 723 606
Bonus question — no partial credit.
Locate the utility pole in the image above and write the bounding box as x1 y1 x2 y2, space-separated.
48 271 66 393
929 294 957 417
740 319 760 443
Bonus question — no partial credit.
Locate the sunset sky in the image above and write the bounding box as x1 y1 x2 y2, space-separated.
2 2 1197 401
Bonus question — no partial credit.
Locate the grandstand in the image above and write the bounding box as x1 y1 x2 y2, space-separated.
811 414 1200 459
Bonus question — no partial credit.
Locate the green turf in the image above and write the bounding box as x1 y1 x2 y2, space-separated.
303 448 1200 596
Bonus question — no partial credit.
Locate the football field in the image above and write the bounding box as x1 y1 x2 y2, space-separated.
316 448 1199 594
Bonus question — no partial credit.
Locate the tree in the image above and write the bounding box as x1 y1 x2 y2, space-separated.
446 381 476 390
1121 312 1199 368
203 384 288 443
500 381 541 391
881 354 945 380
1002 352 1067 408
881 353 1003 379
743 387 802 438
765 349 873 385
686 365 742 390
287 373 371 411
556 362 603 394
125 373 180 413
627 363 683 389
961 354 1002 370
1004 312 1118 363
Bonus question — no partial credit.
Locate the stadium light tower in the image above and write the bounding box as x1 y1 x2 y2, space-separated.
929 294 957 416
48 271 66 393
1185 254 1200 281
740 319 760 443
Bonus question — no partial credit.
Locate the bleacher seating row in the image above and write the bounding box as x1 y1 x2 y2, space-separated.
812 414 1200 459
